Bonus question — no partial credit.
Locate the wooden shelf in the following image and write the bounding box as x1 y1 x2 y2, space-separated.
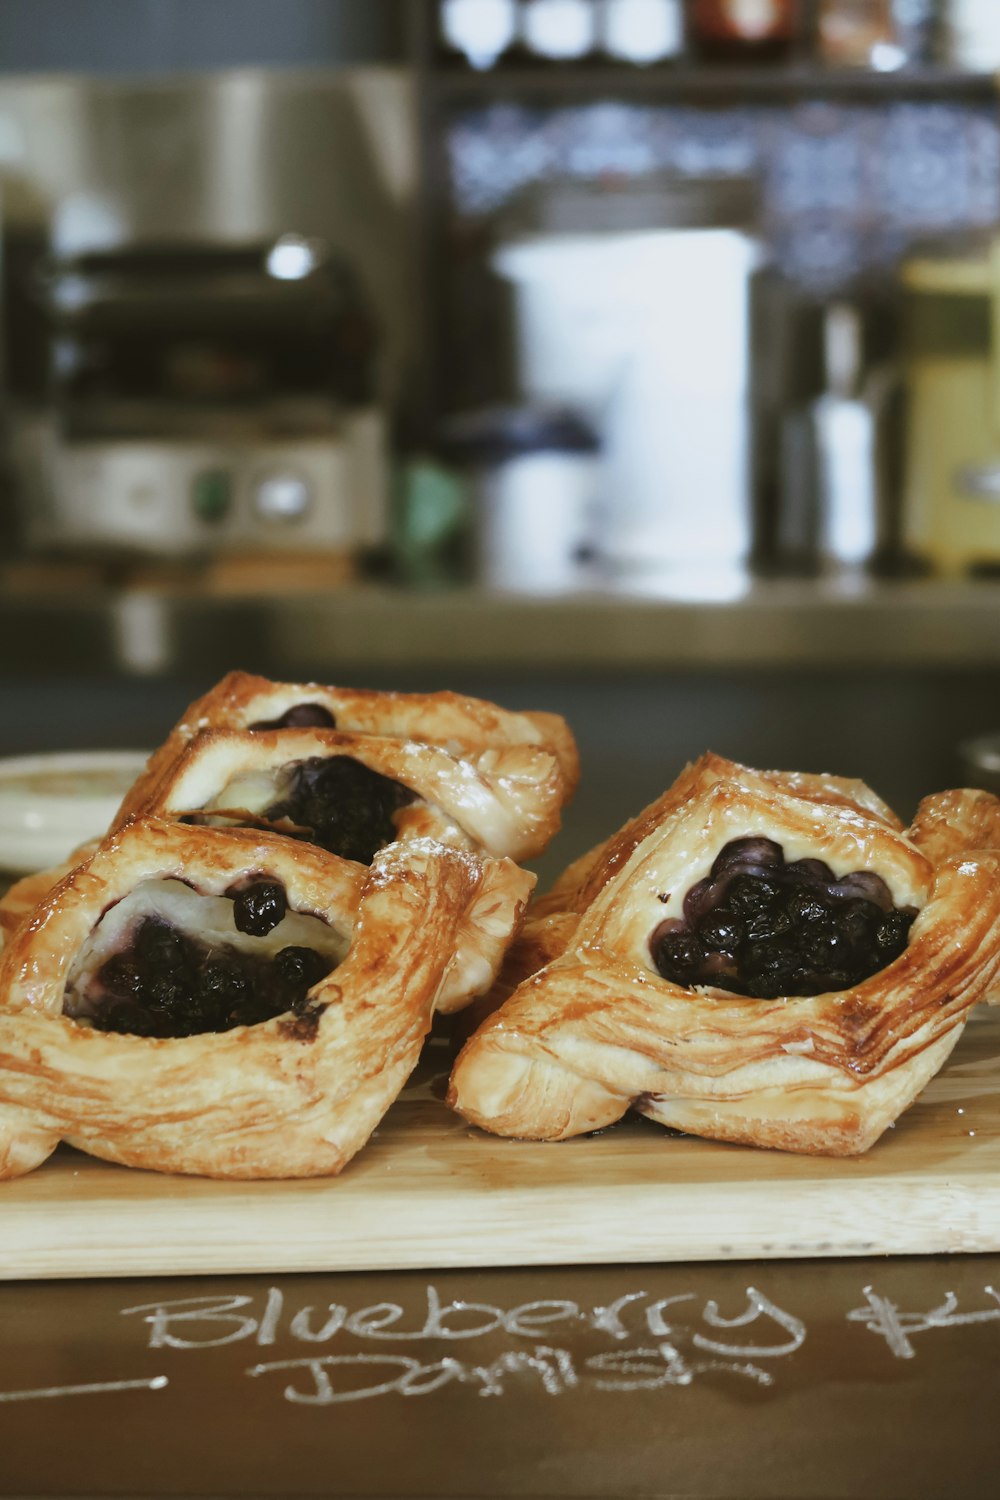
429 63 999 105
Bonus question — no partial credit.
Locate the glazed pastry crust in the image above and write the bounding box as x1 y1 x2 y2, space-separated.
908 786 1000 862
114 725 569 864
0 819 533 1179
449 754 1000 1156
0 672 576 938
0 839 100 943
129 670 579 817
532 751 903 919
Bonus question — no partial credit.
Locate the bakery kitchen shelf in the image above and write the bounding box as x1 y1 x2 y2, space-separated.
429 63 1000 105
1 576 1000 677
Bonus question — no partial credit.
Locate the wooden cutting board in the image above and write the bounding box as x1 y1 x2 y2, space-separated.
3 1009 1000 1281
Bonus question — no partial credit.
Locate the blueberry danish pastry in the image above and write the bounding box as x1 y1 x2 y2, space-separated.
449 754 1000 1156
0 819 533 1178
129 670 578 828
0 673 577 935
116 723 570 866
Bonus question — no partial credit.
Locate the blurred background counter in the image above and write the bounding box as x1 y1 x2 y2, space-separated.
3 0 1000 873
2 573 998 889
8 2 1000 589
4 575 1000 676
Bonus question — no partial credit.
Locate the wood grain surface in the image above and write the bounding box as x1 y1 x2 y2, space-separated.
3 1009 1000 1281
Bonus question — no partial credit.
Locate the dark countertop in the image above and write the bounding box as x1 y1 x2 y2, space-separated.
2 1255 999 1499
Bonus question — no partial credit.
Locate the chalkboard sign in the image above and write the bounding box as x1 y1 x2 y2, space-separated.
3 938 1000 1496
2 1257 1000 1497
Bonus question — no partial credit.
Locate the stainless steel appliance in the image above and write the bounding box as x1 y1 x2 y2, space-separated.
0 68 416 561
14 237 386 557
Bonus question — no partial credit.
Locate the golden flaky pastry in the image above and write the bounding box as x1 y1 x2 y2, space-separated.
0 839 100 943
0 673 577 937
127 670 578 822
449 754 1000 1157
115 724 569 866
0 819 533 1179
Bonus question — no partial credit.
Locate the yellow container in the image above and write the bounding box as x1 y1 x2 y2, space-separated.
902 237 1000 575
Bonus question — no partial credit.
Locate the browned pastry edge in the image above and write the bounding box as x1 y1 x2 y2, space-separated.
908 786 1000 862
128 670 579 818
0 672 577 939
0 839 100 942
0 819 533 1179
533 752 903 920
113 724 570 864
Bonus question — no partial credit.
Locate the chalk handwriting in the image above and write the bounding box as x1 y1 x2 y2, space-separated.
246 1340 777 1405
118 1284 807 1402
248 1347 581 1405
0 1376 167 1404
847 1285 1000 1359
120 1283 801 1360
4 1280 997 1412
121 1288 597 1350
645 1288 806 1359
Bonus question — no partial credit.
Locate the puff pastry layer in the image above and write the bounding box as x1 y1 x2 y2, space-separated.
117 724 569 865
130 670 579 822
449 754 1000 1156
0 819 533 1179
0 673 577 938
0 839 99 944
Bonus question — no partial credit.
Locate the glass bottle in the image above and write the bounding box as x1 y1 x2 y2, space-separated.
691 0 799 62
813 302 879 573
439 0 519 70
598 0 687 64
943 0 1000 70
520 0 598 61
817 1 896 67
890 0 938 65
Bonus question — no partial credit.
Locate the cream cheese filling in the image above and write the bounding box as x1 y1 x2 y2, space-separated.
64 876 350 1005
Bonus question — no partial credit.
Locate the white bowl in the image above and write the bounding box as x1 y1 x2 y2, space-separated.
0 750 150 874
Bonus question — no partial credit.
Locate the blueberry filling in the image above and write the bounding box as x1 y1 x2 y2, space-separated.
264 755 415 865
229 879 288 937
650 836 917 1000
80 914 334 1038
248 703 337 731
